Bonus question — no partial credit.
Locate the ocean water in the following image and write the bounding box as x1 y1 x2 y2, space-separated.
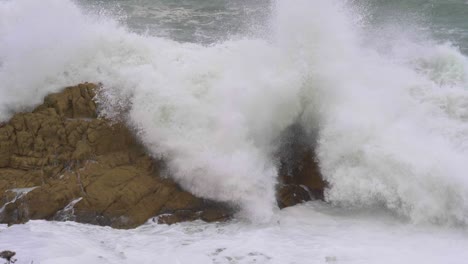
2 203 468 264
1 0 468 263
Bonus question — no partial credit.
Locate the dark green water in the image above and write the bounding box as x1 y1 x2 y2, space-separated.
79 0 468 52
359 0 468 53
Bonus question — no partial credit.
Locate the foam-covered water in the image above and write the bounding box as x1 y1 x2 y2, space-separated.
2 202 468 264
1 0 468 261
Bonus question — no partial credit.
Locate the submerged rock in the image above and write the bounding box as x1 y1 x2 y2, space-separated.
0 83 325 228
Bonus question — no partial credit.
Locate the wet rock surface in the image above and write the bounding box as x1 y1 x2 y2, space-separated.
276 124 326 208
0 83 232 228
0 83 325 228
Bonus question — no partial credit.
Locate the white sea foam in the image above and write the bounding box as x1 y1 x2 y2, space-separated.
1 0 468 224
1 203 468 264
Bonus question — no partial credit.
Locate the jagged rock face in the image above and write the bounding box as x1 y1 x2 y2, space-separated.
0 83 230 228
0 83 325 228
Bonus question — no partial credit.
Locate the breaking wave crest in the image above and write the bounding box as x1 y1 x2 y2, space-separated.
1 0 468 224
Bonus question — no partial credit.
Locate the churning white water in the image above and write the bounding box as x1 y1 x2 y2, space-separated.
2 0 467 224
1 0 468 262
2 202 468 264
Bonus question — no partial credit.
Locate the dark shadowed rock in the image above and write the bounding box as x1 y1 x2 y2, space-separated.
0 250 16 263
276 123 326 208
277 184 311 209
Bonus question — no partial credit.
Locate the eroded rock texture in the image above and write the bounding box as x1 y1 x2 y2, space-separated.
0 83 325 228
0 83 230 228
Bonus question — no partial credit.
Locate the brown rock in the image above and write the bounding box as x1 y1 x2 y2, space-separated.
0 83 231 228
156 203 232 225
39 83 97 118
277 184 311 209
0 83 325 228
156 211 200 225
276 124 327 208
200 206 232 222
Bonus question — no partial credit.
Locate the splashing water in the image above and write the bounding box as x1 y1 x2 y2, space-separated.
1 0 468 225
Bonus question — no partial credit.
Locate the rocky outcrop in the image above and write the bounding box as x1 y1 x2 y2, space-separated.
0 83 230 228
276 124 326 209
0 83 325 228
